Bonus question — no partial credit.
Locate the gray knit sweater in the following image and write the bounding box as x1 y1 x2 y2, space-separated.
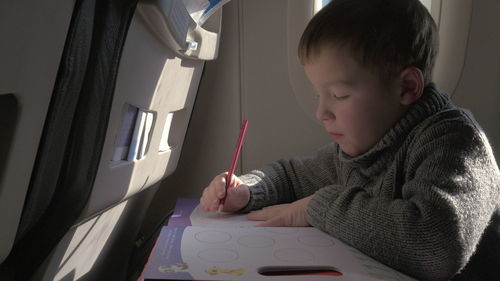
239 85 500 281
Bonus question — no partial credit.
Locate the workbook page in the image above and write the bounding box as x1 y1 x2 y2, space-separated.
189 204 259 227
143 226 417 281
167 198 259 227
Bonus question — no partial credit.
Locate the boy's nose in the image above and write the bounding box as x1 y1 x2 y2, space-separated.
315 102 335 122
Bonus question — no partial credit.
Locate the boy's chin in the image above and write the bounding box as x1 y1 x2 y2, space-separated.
338 145 365 157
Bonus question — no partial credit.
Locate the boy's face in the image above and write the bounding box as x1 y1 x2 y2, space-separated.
304 46 408 157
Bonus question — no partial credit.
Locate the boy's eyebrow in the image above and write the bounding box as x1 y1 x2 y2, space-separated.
329 79 357 88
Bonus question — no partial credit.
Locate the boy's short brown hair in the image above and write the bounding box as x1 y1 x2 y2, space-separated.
299 0 438 86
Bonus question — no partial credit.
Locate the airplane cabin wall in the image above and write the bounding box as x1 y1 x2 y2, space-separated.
148 0 330 219
436 0 500 162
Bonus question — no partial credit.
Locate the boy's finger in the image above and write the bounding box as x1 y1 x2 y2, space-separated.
247 209 272 221
246 210 261 221
202 187 209 199
261 204 283 212
215 176 228 197
256 216 284 227
210 198 219 212
199 198 205 211
200 196 209 212
206 186 218 203
203 197 214 212
216 184 226 199
207 181 222 200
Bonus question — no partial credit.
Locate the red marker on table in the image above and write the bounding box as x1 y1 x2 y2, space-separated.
218 120 249 212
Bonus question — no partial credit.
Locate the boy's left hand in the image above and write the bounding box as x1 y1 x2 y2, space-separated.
247 195 313 227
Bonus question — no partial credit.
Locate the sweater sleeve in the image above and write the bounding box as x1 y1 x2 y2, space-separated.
238 143 339 213
307 119 500 281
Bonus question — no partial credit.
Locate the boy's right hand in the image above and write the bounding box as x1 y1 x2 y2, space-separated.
200 172 250 213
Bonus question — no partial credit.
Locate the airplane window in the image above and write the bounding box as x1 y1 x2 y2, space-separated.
314 0 332 13
420 0 433 11
314 0 433 14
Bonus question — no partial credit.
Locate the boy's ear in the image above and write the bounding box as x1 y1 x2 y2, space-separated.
398 67 424 105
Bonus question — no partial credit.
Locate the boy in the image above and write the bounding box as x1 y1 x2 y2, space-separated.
200 0 500 280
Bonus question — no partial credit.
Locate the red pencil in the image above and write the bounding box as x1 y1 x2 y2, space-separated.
219 120 249 212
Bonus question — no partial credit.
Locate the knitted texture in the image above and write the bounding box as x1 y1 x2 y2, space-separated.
239 85 500 281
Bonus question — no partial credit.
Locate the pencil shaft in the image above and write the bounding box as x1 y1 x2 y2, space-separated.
220 120 248 207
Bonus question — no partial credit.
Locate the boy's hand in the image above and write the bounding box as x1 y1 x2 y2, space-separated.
200 172 250 213
247 195 313 227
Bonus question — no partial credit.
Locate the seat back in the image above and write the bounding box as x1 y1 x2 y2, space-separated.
0 0 223 280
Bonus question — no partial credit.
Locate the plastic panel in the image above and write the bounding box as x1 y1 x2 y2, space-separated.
0 0 74 264
433 0 473 94
137 0 222 60
79 12 205 219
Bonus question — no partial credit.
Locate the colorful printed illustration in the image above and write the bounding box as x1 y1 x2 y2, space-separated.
205 266 246 276
158 262 189 273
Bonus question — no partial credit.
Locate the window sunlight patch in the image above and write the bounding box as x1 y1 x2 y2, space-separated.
314 0 332 14
314 0 432 14
420 0 432 11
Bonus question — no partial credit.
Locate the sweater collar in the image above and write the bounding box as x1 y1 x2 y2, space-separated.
338 83 452 167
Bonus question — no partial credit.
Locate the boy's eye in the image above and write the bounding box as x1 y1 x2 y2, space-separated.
333 93 349 100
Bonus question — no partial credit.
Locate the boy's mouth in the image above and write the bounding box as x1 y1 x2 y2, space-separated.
329 132 343 141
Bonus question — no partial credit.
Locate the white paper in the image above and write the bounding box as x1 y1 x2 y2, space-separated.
189 205 260 227
161 226 416 280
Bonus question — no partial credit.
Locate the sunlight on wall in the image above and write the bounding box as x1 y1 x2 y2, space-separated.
50 202 128 280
